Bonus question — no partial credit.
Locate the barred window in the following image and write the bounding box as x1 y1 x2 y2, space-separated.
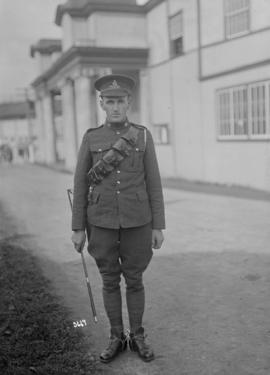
233 87 248 135
153 124 170 145
217 81 270 139
224 0 249 38
169 11 184 57
218 91 231 136
250 84 266 135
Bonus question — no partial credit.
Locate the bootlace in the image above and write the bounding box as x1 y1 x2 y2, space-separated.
132 332 151 352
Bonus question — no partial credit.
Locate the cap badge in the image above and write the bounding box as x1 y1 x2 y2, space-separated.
109 80 121 89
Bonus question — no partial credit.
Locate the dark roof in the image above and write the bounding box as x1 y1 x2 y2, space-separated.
0 102 35 120
30 39 62 58
55 0 146 26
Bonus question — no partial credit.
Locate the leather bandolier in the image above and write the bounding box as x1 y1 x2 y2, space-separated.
87 126 140 186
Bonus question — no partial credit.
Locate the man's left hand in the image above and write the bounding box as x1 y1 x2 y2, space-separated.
152 229 164 249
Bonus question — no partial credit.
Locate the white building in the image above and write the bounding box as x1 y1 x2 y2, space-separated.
30 0 270 191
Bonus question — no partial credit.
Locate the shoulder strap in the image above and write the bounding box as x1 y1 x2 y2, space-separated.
144 128 147 151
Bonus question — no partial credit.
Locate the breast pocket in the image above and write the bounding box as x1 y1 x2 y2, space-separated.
133 146 145 169
90 143 111 164
121 145 145 172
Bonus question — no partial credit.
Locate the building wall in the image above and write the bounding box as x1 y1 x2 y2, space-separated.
72 17 88 46
147 0 203 178
62 11 147 50
148 62 175 176
197 0 270 190
202 29 270 77
201 0 270 46
146 0 198 67
62 15 89 50
147 1 169 66
171 52 204 181
62 13 75 51
251 0 270 31
31 0 270 190
201 0 224 45
201 64 270 190
168 0 198 51
145 0 270 190
89 12 147 48
35 53 53 75
149 54 204 179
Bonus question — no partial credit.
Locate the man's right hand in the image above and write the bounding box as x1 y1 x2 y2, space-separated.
71 230 86 253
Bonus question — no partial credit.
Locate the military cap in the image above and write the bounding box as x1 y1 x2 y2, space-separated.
94 74 136 97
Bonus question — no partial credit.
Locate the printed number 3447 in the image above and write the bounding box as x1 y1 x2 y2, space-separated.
73 320 87 328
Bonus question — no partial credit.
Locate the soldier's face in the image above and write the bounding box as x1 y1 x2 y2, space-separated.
100 96 131 123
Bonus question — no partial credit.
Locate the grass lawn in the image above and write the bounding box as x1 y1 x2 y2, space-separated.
0 241 99 375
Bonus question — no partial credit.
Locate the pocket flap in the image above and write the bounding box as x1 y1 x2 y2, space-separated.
90 143 111 152
136 190 148 201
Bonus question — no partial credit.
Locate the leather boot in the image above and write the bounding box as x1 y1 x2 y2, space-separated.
129 327 155 362
100 333 127 363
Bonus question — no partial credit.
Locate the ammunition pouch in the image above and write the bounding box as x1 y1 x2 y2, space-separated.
87 126 139 185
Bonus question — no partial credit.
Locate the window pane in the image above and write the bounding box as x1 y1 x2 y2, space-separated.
233 87 248 135
218 91 231 135
218 80 270 138
170 11 184 57
225 0 249 13
154 124 169 144
251 85 266 135
225 0 249 37
170 12 183 40
173 37 183 56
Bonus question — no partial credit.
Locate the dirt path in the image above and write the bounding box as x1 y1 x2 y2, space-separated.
1 164 270 375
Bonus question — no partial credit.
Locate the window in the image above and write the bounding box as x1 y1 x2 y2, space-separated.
169 11 184 57
153 124 170 145
217 81 270 139
233 87 248 135
218 91 231 136
250 84 266 135
224 0 249 38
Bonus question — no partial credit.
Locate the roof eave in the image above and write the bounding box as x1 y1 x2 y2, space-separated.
31 46 149 89
30 39 62 58
143 0 164 12
55 2 146 26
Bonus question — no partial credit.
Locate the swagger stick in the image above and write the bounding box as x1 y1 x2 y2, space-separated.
67 189 98 323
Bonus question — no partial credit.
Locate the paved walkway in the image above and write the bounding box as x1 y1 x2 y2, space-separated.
1 164 270 375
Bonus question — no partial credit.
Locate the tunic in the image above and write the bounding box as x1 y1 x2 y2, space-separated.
72 122 165 231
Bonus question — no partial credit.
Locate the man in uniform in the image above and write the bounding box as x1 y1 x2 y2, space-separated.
71 74 165 363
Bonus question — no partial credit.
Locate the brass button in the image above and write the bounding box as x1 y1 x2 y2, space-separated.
116 131 120 135
117 181 120 184
117 170 120 174
135 148 139 152
117 191 120 194
98 148 102 152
